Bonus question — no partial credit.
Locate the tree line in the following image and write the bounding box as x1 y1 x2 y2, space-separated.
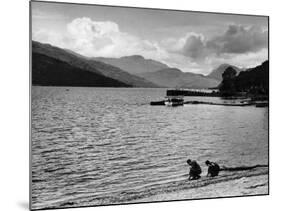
219 60 269 97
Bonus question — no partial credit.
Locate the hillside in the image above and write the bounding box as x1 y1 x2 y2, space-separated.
93 55 169 75
139 68 220 89
208 64 243 81
219 61 269 95
32 52 131 87
32 41 157 87
235 60 269 94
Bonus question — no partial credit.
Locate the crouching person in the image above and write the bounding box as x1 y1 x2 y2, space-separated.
205 160 220 177
187 159 202 180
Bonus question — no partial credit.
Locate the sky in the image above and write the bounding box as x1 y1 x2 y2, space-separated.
31 1 268 75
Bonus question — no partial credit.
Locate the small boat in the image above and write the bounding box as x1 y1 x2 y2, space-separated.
255 102 269 107
164 95 184 106
150 100 165 106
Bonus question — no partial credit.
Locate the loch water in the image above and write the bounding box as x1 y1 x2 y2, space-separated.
31 87 268 209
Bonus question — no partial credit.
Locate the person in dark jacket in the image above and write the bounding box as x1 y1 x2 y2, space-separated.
187 159 202 180
205 160 220 177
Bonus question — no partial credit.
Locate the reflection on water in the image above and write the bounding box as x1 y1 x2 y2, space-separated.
31 87 268 209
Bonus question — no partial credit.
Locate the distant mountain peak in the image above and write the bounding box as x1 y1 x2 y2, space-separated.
208 63 243 81
218 63 232 68
122 55 145 60
156 68 182 74
93 54 169 75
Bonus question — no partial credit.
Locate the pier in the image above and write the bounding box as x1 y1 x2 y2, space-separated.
166 89 220 97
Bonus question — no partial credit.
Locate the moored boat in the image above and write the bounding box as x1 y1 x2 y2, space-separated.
164 96 184 106
150 100 165 106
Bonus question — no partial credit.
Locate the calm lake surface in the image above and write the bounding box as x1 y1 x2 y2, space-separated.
31 87 268 209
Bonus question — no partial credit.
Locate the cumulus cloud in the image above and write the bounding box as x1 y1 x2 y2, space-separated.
157 24 268 73
33 17 169 61
182 35 207 60
165 24 268 62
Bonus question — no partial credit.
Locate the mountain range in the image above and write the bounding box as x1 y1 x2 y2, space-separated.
93 55 169 75
138 68 220 89
32 41 157 87
32 41 246 89
32 52 130 87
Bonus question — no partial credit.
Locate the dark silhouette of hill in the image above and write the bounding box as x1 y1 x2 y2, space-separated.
219 61 269 96
32 41 157 87
235 60 269 94
32 52 131 87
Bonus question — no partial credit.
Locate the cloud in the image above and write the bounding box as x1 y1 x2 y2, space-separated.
33 19 268 74
32 29 68 47
32 8 67 21
164 24 268 61
207 24 268 54
33 17 169 62
158 24 268 74
181 35 207 60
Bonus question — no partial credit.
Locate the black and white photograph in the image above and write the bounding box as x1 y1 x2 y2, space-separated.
30 1 269 210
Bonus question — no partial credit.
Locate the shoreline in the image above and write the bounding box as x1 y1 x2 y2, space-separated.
133 174 268 203
32 167 269 210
